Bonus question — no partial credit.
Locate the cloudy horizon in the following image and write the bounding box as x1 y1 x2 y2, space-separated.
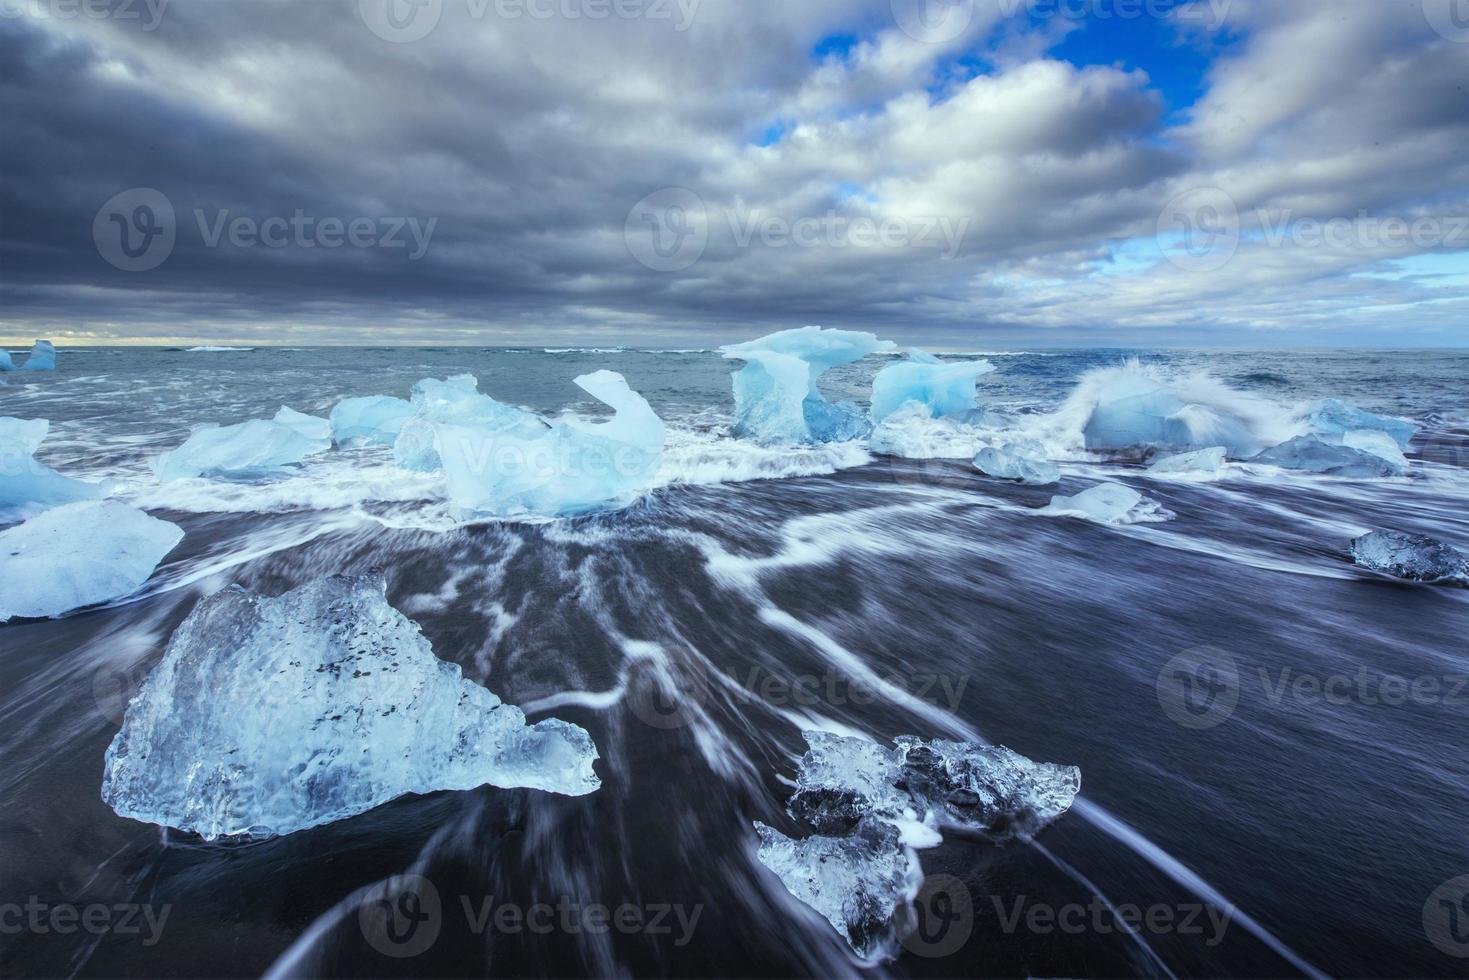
1 0 1467 348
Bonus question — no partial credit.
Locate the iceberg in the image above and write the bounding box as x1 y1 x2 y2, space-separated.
868 402 985 459
1039 482 1172 525
755 731 1079 959
1251 436 1404 478
0 501 182 621
754 819 921 961
394 374 544 473
1076 364 1265 457
0 349 12 371
1147 446 1227 478
436 370 664 518
330 395 414 447
19 340 56 372
720 327 895 444
869 350 995 422
1 417 110 516
151 415 332 482
974 440 1060 485
1301 399 1418 450
1349 531 1468 583
101 573 601 841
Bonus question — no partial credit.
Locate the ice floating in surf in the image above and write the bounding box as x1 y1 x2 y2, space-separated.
755 731 1079 959
868 402 986 459
0 500 182 621
101 573 601 840
0 417 110 517
330 395 414 447
1147 446 1227 478
1251 436 1405 478
974 440 1059 485
19 341 57 371
721 327 895 443
869 349 994 422
1039 482 1172 525
435 370 664 518
0 349 12 371
1300 399 1418 450
1072 363 1269 457
1349 530 1467 583
151 412 332 482
394 374 546 473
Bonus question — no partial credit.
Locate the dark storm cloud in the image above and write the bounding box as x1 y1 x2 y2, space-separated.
0 0 1465 345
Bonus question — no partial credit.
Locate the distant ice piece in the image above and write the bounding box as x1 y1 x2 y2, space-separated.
151 414 332 482
1251 436 1404 478
101 573 601 840
721 327 895 443
1349 530 1468 583
1080 365 1261 456
868 402 985 459
19 341 56 372
1301 399 1418 450
974 440 1060 485
436 370 664 518
755 731 1079 960
0 417 109 517
0 501 182 621
394 374 545 472
869 350 995 422
754 819 920 961
0 349 13 371
1040 482 1172 524
330 395 414 447
1148 446 1227 478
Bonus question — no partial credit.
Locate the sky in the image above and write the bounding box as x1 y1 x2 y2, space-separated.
1 0 1467 347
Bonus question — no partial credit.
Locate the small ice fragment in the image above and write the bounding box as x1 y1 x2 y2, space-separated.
753 819 920 961
1300 399 1418 450
271 406 332 443
0 349 13 371
868 402 985 459
1349 530 1468 583
435 370 663 518
151 417 331 482
19 341 56 372
721 327 895 444
1148 446 1227 478
330 395 414 447
974 440 1060 485
1251 436 1404 478
869 349 995 422
101 573 601 840
0 501 182 621
1040 482 1172 524
0 417 109 517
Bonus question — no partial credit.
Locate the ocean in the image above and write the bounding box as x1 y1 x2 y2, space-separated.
2 345 1467 978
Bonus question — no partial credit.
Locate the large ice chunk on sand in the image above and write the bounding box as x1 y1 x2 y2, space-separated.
0 501 182 621
394 375 545 472
19 341 57 371
1039 482 1172 525
101 573 601 840
0 417 109 516
330 395 414 447
754 819 920 960
974 440 1060 486
1349 530 1468 583
721 328 895 443
869 350 995 422
151 415 331 482
1251 435 1404 478
755 731 1079 959
1300 399 1417 450
436 370 663 519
